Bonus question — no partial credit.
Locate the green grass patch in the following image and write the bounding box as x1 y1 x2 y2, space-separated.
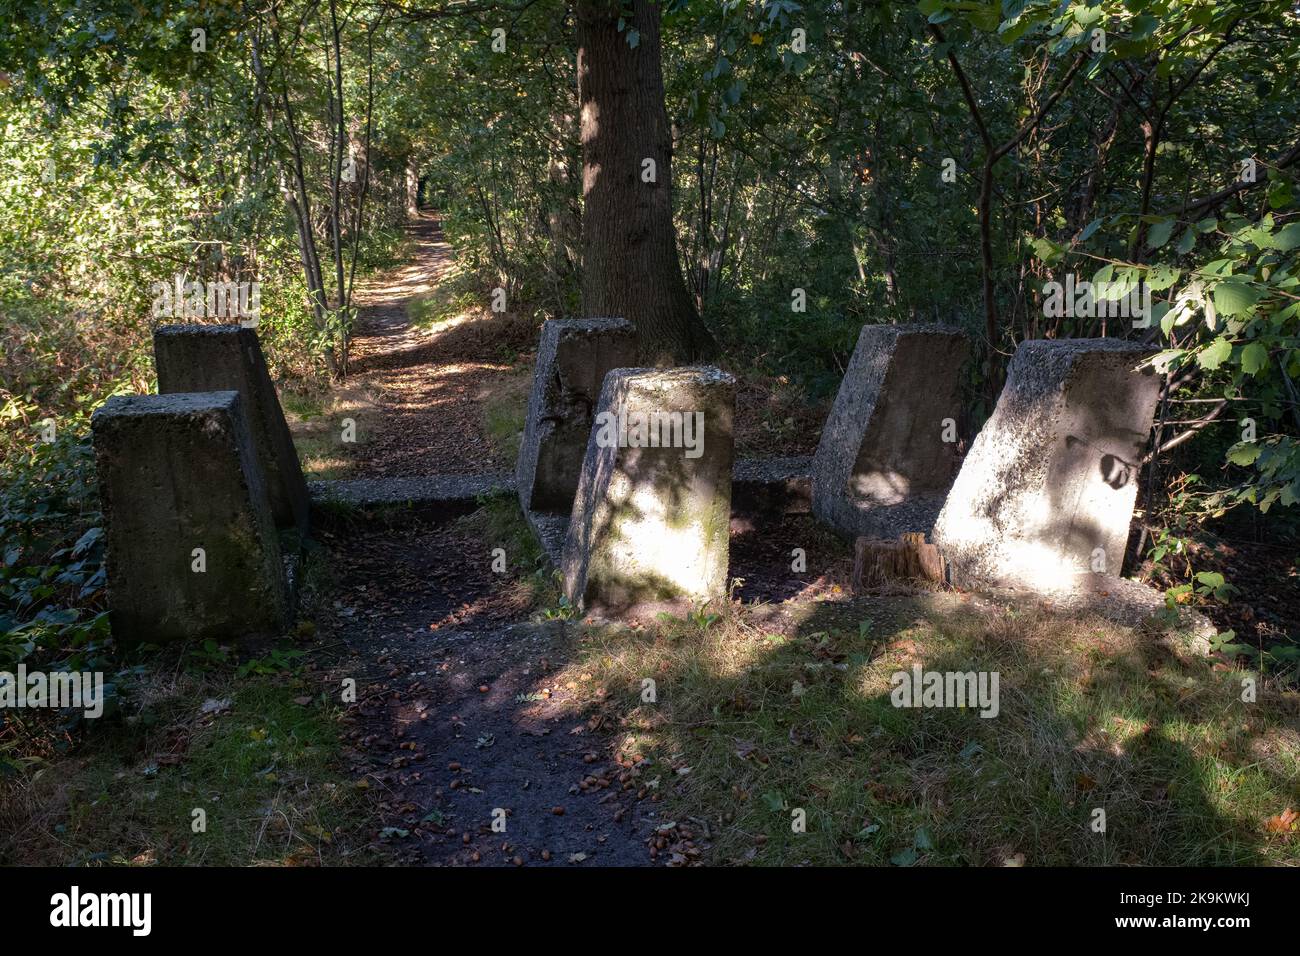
282 381 381 481
407 263 483 333
1 656 367 866
557 596 1300 866
453 493 558 610
482 379 529 462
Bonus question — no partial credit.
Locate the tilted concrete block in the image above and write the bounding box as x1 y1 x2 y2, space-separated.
562 366 734 615
154 324 310 533
517 318 638 514
811 324 969 539
932 338 1160 591
91 391 289 643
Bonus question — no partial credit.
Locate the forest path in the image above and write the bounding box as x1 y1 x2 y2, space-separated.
315 213 660 866
345 211 519 477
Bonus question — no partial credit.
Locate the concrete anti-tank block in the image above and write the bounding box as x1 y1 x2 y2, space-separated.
517 318 638 514
811 324 969 539
561 366 735 615
932 338 1160 591
91 391 289 643
155 324 310 533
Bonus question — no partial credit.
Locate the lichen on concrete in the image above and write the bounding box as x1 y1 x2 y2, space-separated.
560 366 735 615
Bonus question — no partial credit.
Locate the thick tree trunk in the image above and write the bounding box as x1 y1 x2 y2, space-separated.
576 0 717 365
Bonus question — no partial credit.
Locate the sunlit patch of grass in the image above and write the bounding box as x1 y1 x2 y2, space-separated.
553 595 1300 866
407 261 484 334
282 381 381 480
407 294 468 332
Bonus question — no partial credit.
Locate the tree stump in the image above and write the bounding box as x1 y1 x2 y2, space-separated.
853 533 948 591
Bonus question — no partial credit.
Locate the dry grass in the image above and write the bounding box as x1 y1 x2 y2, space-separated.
282 381 384 481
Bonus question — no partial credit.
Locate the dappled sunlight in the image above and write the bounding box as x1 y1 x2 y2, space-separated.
538 590 1300 865
330 214 536 477
849 469 912 505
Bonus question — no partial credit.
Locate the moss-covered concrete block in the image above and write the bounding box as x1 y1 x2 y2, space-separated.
154 324 310 533
517 318 638 514
561 366 735 615
811 324 968 539
91 391 290 644
932 338 1160 591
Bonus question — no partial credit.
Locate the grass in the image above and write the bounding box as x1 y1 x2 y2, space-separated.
0 650 369 866
550 593 1300 866
452 491 559 610
282 381 383 481
408 263 483 334
482 374 530 462
1 535 371 867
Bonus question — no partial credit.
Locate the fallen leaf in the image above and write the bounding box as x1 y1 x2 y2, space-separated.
1264 807 1298 834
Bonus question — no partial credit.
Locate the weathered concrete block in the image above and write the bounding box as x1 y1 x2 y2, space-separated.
154 324 310 533
516 318 638 514
91 391 290 643
561 366 735 615
811 324 969 539
932 338 1160 591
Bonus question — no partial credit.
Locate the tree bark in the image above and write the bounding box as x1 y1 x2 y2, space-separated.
575 0 717 364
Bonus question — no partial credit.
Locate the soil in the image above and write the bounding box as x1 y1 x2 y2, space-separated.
346 214 529 477
314 515 660 865
316 215 711 865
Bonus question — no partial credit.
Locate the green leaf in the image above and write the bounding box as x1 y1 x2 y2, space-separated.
1150 348 1184 371
1146 265 1180 291
913 826 934 851
1146 218 1175 250
1274 223 1300 252
1031 237 1063 263
1212 279 1260 318
1197 336 1231 371
890 846 919 866
1240 341 1269 375
1226 442 1261 466
969 3 1001 31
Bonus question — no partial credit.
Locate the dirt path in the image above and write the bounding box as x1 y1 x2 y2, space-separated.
346 212 523 477
318 216 659 865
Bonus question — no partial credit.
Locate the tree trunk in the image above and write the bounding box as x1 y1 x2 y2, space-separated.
853 534 948 591
576 0 717 365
